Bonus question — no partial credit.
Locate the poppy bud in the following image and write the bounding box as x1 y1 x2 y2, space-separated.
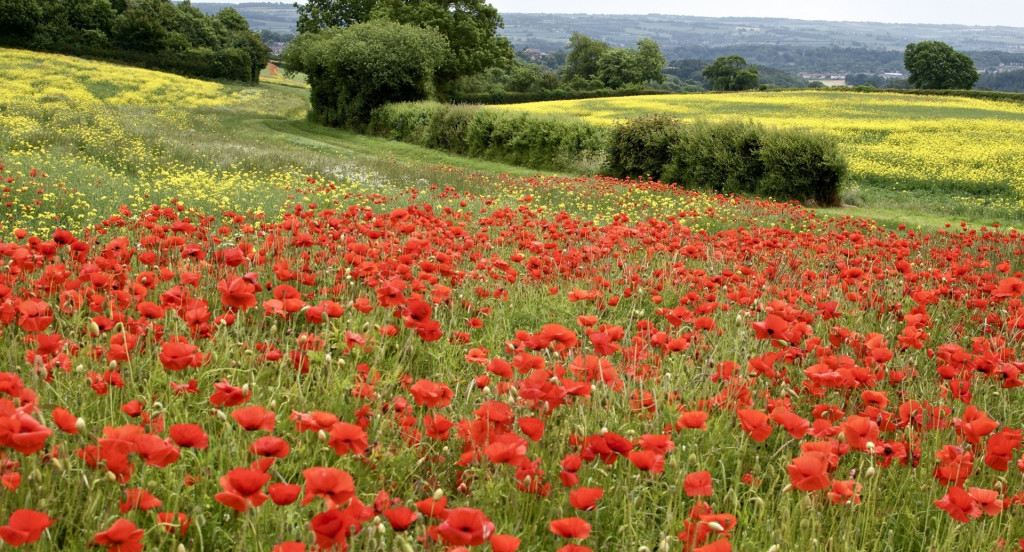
215 409 228 422
768 546 780 552
707 521 724 532
865 467 876 478
178 545 187 552
89 320 100 335
639 547 651 552
432 488 444 500
106 471 118 483
109 360 118 370
318 429 328 442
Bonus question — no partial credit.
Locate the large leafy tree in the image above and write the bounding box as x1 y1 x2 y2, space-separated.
562 32 610 83
904 41 979 90
702 55 759 91
370 0 512 97
283 20 449 126
294 0 377 33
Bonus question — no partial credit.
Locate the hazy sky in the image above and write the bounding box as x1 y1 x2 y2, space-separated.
487 0 1024 27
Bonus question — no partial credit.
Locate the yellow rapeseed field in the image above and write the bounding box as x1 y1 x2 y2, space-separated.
501 91 1024 214
0 48 343 236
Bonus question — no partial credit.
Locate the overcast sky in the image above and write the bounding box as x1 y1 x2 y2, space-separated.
487 0 1024 27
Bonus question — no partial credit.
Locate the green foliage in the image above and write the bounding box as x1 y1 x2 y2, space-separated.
563 31 611 82
294 0 376 33
976 69 1024 93
702 55 759 91
368 101 607 171
605 116 846 205
564 34 666 90
283 21 449 127
0 0 43 39
369 0 513 98
756 127 847 206
0 0 268 83
602 114 681 179
904 41 979 90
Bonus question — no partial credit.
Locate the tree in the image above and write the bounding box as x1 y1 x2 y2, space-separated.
563 32 610 82
282 20 449 126
294 0 377 33
370 0 513 98
634 37 666 85
904 41 979 90
597 49 642 89
702 55 759 91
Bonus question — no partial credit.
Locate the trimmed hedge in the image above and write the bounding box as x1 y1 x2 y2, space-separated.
604 115 846 206
369 103 847 205
368 102 607 172
449 88 674 105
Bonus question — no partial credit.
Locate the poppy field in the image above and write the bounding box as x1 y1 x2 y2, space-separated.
4 50 1024 552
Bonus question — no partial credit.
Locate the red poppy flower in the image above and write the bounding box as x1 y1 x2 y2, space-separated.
491 533 522 552
93 518 144 552
134 433 180 467
737 409 772 442
115 488 162 514
841 415 879 451
215 467 270 512
628 450 665 473
52 407 80 434
968 487 1003 516
169 423 209 449
268 482 302 505
569 487 604 511
549 516 591 539
684 471 714 497
786 451 831 492
437 507 495 546
409 379 454 408
382 507 418 531
327 422 368 456
827 480 861 505
415 495 449 519
250 436 290 458
301 467 355 508
676 410 709 431
0 509 53 546
935 486 981 522
231 406 276 431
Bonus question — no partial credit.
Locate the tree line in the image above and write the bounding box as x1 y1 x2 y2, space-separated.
0 0 269 84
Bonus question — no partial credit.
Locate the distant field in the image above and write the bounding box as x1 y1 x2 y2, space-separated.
501 91 1024 223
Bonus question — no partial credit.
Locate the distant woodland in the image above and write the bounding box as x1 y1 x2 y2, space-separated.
189 4 1024 91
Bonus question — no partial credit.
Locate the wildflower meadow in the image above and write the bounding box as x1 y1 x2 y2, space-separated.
3 48 1024 552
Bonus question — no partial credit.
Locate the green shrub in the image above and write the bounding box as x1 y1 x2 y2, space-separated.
756 128 847 206
602 114 681 181
605 115 845 205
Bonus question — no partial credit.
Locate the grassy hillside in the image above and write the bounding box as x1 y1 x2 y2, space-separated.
501 91 1024 226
